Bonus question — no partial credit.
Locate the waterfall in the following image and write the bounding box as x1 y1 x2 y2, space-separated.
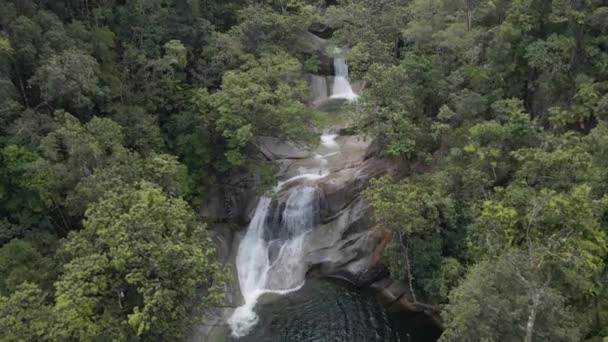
229 58 351 337
228 137 339 337
331 55 358 101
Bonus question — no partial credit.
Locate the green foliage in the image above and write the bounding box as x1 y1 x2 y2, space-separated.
0 143 53 232
326 0 404 78
107 105 164 154
2 0 608 339
354 59 440 159
31 50 102 115
209 51 318 167
232 2 319 54
441 252 581 341
366 174 457 299
354 0 608 338
0 239 55 295
0 2 323 335
470 185 607 277
55 182 223 340
0 282 55 341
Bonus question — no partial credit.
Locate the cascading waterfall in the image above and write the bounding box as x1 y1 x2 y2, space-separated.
228 58 351 338
330 54 359 101
229 132 340 337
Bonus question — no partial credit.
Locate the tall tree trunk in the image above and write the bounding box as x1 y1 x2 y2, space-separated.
524 290 542 342
463 0 473 31
400 232 418 303
15 66 30 109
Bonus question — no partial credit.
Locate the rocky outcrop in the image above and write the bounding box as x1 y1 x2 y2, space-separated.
267 135 397 286
255 136 311 160
370 277 444 329
201 172 260 225
319 156 394 218
351 79 367 94
304 196 387 285
296 30 334 75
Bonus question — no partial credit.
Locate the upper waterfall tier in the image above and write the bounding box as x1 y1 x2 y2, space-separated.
330 56 358 101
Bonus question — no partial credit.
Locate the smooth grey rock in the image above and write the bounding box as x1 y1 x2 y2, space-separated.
308 74 329 106
319 157 396 218
301 196 386 286
255 136 311 161
297 30 327 54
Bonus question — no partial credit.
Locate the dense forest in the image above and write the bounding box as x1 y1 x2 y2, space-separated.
0 0 607 341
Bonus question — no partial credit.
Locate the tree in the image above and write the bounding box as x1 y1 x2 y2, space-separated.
231 3 318 54
0 282 55 342
107 105 164 154
31 49 102 116
464 184 607 340
460 98 537 186
65 150 192 217
0 144 48 227
441 251 581 341
366 174 457 301
54 182 223 340
209 51 318 167
31 112 125 217
0 239 55 295
354 59 440 159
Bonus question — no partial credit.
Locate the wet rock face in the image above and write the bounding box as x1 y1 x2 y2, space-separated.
205 134 394 287
268 135 396 287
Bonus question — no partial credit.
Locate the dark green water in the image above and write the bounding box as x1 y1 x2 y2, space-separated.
224 279 441 342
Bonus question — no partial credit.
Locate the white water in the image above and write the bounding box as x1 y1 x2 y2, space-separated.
321 132 338 149
331 56 359 101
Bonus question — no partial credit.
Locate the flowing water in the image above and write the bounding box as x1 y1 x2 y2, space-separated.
331 55 358 101
228 131 339 337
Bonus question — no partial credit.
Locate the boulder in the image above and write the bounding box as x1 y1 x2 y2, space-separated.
308 23 334 39
302 197 386 286
319 157 396 218
297 30 328 54
200 188 228 222
255 136 311 160
351 79 367 94
296 30 334 75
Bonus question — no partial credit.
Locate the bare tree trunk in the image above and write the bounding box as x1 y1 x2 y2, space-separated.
524 290 542 342
15 69 30 108
400 232 418 303
463 0 473 31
